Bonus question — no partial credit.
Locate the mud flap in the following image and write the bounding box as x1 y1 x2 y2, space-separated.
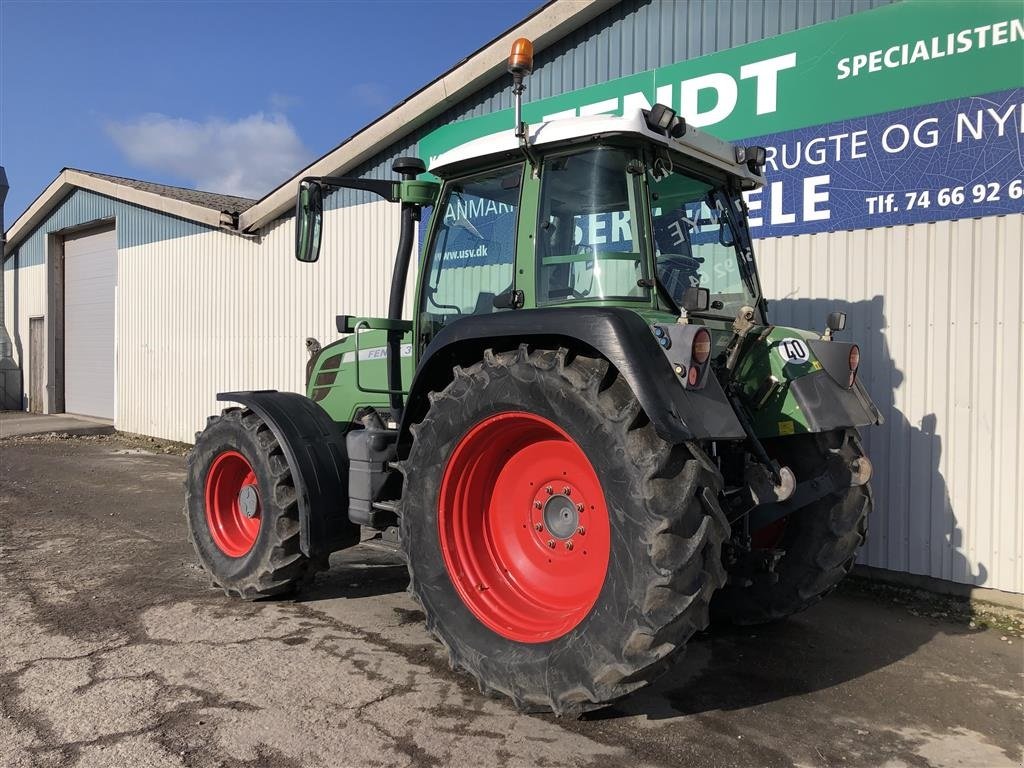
217 390 359 557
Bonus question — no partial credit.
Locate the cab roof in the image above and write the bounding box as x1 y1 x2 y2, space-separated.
428 109 764 189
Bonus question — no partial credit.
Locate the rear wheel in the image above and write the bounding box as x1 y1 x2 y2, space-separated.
185 407 323 599
713 428 871 624
399 346 728 715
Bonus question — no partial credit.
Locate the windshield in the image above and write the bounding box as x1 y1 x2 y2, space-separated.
647 157 759 317
536 147 651 304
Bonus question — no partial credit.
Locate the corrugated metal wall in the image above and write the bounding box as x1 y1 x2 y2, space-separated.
2 260 47 411
759 215 1024 594
306 0 1022 593
115 201 402 442
12 188 211 268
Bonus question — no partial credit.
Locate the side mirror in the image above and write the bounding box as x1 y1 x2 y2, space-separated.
295 179 324 263
681 286 710 312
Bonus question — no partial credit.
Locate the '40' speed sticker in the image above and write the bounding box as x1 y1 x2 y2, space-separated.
777 338 810 365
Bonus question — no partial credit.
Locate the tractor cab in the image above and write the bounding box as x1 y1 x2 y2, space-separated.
419 109 768 351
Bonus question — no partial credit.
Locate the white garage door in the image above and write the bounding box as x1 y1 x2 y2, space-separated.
64 228 116 419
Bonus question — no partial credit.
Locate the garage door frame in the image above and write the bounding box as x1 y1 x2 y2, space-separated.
44 219 116 418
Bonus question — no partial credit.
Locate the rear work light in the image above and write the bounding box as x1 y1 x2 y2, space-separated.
848 344 861 387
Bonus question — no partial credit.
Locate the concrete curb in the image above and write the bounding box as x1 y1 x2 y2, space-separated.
853 564 1023 611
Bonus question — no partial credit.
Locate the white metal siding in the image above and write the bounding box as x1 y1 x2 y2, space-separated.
758 214 1024 594
2 261 47 412
64 228 117 419
115 199 404 443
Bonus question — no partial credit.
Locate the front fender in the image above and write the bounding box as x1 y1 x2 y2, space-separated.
399 307 745 450
217 390 359 557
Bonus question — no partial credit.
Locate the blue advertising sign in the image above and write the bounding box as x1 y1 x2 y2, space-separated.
743 88 1024 238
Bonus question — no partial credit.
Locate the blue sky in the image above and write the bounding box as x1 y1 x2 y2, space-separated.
0 0 541 220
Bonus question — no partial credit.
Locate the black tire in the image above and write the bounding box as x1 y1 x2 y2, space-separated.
398 346 728 716
713 428 872 625
185 407 323 599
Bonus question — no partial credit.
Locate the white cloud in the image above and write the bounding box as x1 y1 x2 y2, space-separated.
105 112 311 198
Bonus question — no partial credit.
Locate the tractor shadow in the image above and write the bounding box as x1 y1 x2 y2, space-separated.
596 294 985 721
595 585 973 721
300 539 410 602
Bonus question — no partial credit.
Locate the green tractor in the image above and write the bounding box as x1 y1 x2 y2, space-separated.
186 38 880 715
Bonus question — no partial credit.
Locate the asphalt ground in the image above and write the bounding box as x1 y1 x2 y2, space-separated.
1 433 1021 768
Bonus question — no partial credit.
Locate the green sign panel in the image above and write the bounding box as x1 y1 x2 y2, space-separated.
420 0 1024 163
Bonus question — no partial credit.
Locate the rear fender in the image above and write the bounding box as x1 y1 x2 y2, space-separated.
398 307 745 452
217 391 359 557
732 328 883 437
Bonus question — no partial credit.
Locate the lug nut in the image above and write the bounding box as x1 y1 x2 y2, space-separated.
576 503 585 512
577 526 586 536
534 522 543 532
546 539 556 549
565 540 574 551
533 500 542 509
545 486 553 495
562 487 571 495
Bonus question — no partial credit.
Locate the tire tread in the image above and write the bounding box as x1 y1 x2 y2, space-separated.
399 345 728 715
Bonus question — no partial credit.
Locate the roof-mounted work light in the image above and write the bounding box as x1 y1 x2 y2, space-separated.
647 103 675 131
645 103 687 139
737 145 767 173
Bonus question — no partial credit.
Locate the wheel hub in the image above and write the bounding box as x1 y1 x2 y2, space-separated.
542 493 579 539
238 484 260 518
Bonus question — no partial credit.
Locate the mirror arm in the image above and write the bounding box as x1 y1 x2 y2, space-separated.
307 176 400 203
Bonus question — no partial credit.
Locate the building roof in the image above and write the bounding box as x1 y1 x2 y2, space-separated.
237 0 614 233
77 171 256 214
4 168 255 256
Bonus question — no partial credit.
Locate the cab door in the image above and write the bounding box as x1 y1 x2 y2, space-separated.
413 162 525 356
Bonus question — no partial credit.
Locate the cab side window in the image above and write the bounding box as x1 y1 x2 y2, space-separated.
420 164 522 330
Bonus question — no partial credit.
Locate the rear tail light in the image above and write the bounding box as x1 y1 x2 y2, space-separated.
687 328 712 388
848 344 860 387
692 328 711 364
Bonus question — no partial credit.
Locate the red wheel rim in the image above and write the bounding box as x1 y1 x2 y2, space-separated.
205 450 261 557
438 412 611 643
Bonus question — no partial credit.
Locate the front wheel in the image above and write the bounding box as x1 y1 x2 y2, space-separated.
712 428 872 625
399 346 728 715
185 407 323 599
